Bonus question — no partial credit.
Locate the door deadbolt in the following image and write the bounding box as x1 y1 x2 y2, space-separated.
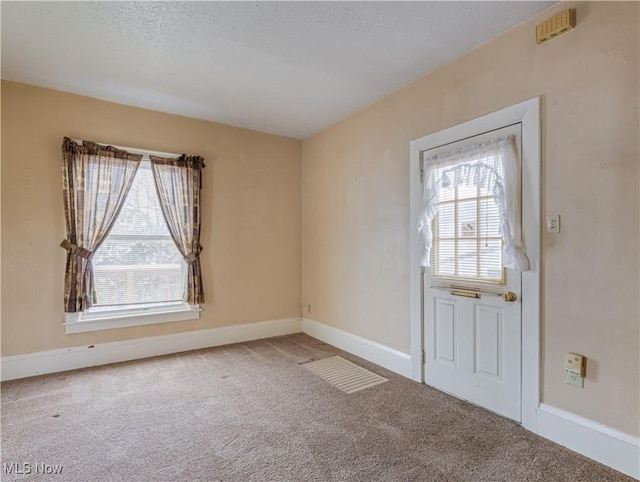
502 291 517 302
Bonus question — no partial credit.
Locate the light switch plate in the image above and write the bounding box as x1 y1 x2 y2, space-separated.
546 214 560 234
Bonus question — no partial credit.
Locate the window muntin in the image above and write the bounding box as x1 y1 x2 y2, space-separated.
90 159 187 312
431 162 504 284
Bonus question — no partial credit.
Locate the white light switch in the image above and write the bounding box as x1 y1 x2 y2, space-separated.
546 214 560 234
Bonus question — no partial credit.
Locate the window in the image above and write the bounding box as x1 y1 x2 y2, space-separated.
90 160 188 312
61 138 204 334
418 123 529 279
431 170 504 283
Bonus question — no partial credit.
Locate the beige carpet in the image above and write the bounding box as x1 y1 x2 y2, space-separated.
1 334 632 481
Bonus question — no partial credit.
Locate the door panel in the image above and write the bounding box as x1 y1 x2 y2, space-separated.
434 298 457 365
474 305 502 379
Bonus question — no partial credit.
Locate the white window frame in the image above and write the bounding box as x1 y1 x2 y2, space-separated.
64 304 200 334
63 142 201 335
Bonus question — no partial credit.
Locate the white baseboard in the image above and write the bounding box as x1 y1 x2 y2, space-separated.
3 316 412 382
1 317 302 382
537 403 639 480
301 318 412 378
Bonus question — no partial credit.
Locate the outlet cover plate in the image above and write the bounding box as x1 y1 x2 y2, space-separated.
546 214 560 234
566 373 584 388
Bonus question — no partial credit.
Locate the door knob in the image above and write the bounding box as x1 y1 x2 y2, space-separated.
502 291 517 302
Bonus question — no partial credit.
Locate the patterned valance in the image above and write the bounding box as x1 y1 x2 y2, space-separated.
149 154 205 170
62 137 143 162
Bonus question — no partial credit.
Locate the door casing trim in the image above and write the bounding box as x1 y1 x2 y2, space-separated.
409 97 541 432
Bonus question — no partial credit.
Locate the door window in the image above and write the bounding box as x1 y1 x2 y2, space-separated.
419 123 528 282
432 170 504 283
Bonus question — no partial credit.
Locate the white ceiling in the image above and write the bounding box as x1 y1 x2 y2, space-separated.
1 1 555 139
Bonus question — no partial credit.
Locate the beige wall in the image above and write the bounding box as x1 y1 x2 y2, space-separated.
302 1 639 435
1 81 302 356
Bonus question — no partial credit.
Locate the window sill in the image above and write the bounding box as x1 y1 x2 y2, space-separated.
63 306 200 334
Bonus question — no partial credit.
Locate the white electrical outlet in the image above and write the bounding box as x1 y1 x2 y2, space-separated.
546 214 560 234
565 353 585 388
566 373 584 388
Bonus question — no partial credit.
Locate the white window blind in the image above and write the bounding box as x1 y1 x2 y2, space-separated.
431 163 504 283
91 160 187 311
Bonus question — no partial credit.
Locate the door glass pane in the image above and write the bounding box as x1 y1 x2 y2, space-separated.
437 240 455 276
458 200 477 239
437 203 455 238
430 171 504 283
480 239 502 280
439 185 455 202
458 184 477 200
479 198 500 237
458 240 478 278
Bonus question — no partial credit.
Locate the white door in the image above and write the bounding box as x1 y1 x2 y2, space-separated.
422 124 522 422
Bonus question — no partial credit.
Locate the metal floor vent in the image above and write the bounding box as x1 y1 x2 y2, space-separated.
301 356 387 394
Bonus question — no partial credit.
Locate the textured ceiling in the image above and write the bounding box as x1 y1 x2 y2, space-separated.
1 1 555 139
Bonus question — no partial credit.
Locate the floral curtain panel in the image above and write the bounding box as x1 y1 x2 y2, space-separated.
61 137 142 313
418 135 530 271
149 154 206 305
